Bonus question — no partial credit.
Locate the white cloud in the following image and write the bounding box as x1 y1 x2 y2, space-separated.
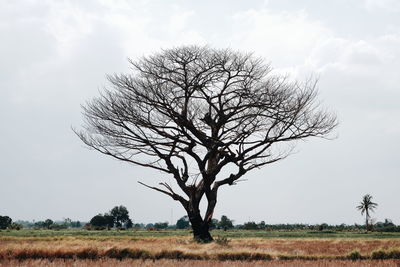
364 0 400 12
168 9 195 33
229 7 399 85
230 8 332 68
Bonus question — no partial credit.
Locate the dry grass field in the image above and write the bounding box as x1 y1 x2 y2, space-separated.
1 259 400 267
2 236 400 257
1 230 400 266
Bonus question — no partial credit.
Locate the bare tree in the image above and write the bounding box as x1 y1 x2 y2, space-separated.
76 46 337 242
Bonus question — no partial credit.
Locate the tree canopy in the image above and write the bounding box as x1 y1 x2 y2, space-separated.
88 205 132 229
176 215 190 229
219 215 234 230
110 205 130 227
0 216 12 230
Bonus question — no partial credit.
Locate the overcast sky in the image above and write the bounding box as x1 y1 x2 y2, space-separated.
1 0 399 225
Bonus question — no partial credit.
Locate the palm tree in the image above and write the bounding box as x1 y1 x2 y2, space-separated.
356 194 378 231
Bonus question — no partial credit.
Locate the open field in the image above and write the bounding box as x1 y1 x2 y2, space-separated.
1 259 400 267
1 230 400 265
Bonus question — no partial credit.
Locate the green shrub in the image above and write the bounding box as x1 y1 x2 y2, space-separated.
104 247 150 259
278 254 295 260
371 249 388 259
347 250 362 260
76 248 99 259
387 249 400 259
371 249 400 259
155 250 184 259
216 252 272 261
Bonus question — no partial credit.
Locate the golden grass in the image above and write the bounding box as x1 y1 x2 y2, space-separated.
1 259 400 267
1 236 400 261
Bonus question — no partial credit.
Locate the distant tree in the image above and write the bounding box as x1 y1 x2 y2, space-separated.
134 223 145 229
125 218 133 229
8 222 23 230
356 194 378 231
90 214 107 229
243 221 259 230
0 216 12 230
375 219 399 232
88 205 131 230
318 223 329 231
49 223 68 230
43 219 54 229
71 221 81 228
63 218 72 227
76 46 337 242
154 222 169 229
103 214 115 229
209 218 219 230
375 219 394 229
12 220 32 228
110 205 130 228
259 221 266 229
34 221 44 228
383 219 394 227
89 214 113 229
218 215 234 231
176 216 190 229
145 223 154 229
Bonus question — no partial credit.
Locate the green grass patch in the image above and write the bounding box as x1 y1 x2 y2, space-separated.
2 229 400 239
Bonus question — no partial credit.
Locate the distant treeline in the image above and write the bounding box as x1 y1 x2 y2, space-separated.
235 220 400 232
7 218 83 230
2 214 399 232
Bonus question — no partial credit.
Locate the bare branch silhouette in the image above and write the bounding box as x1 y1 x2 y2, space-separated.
76 45 337 242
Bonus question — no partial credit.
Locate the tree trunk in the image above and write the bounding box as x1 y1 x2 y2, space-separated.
187 210 213 242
